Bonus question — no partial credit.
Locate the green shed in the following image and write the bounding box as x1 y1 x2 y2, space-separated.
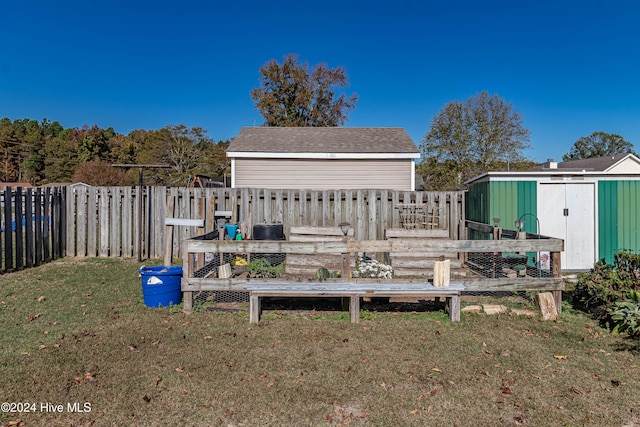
465 154 640 271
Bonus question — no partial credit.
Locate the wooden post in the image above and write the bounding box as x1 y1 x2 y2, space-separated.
164 196 175 266
551 250 562 314
196 200 206 269
341 236 352 311
492 226 501 278
250 295 261 324
447 296 461 322
349 295 360 323
182 251 194 314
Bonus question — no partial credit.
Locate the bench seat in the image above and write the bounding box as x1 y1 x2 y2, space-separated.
244 282 464 324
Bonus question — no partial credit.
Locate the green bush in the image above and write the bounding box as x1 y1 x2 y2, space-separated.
573 251 640 318
609 290 640 336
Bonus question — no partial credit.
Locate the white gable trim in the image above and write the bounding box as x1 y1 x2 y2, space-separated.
605 153 640 173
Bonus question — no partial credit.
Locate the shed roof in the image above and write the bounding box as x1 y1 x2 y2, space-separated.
227 127 419 154
558 154 638 172
466 153 640 185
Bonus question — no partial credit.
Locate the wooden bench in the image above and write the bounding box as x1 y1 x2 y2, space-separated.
244 282 465 324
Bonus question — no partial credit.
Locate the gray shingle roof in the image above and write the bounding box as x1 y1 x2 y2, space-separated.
556 154 630 171
227 127 419 153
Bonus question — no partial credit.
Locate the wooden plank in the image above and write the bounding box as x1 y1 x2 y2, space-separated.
289 234 350 242
285 253 344 265
459 277 564 291
333 190 342 229
14 187 23 269
390 251 460 258
356 190 365 240
380 189 389 232
392 258 462 269
287 189 296 231
465 220 495 234
24 188 34 267
86 187 98 257
185 239 348 254
353 239 564 253
110 187 122 257
391 267 467 278
310 191 318 226
164 218 204 227
345 190 353 233
263 189 271 223
122 186 132 257
275 189 284 223
391 191 400 228
322 190 330 227
385 228 450 239
367 190 376 241
290 226 354 237
164 195 175 266
246 282 464 292
99 187 109 257
537 292 558 320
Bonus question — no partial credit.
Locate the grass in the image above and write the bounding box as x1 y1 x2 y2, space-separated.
1 258 640 426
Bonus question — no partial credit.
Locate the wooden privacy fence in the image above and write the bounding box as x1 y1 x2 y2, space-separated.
65 187 465 260
0 186 66 273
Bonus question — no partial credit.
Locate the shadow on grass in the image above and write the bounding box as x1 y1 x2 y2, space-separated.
612 337 640 355
260 297 447 314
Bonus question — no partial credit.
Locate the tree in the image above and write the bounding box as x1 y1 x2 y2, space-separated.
251 54 358 127
420 91 531 187
562 132 636 161
72 161 133 186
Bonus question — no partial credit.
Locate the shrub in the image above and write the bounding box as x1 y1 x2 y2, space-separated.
573 251 640 319
609 290 640 336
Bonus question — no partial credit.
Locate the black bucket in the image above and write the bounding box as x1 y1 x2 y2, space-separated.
252 223 285 266
252 223 284 240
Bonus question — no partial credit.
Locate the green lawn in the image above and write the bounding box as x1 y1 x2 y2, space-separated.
1 258 639 426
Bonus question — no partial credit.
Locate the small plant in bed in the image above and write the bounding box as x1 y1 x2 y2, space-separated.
247 258 284 278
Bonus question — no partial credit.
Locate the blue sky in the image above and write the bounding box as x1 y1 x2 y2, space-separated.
1 0 638 163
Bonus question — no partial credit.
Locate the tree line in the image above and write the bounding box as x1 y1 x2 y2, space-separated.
0 119 230 186
3 54 636 190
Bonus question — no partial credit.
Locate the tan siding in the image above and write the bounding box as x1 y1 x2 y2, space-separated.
234 159 413 190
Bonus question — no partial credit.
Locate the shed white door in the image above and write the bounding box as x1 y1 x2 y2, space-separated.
537 183 596 271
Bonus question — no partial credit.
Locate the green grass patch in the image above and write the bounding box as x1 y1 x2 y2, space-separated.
1 258 640 426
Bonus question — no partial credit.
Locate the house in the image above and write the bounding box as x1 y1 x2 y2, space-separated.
465 153 640 271
226 127 421 190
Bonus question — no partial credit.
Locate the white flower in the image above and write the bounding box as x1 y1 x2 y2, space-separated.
354 257 393 279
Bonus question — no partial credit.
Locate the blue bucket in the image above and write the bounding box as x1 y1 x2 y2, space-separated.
139 266 183 307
